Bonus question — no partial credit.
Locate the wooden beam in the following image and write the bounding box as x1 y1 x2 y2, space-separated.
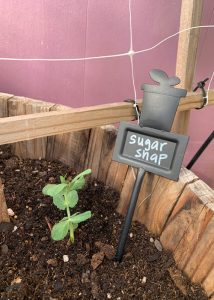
172 0 203 134
0 90 213 145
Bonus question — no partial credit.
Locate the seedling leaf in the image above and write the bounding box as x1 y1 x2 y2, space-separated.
71 169 91 190
71 176 85 190
53 194 66 210
42 183 67 197
66 190 78 208
70 211 92 224
51 220 69 240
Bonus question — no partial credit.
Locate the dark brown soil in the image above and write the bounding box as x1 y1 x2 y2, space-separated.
0 145 208 300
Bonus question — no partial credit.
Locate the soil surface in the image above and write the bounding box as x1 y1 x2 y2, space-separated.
0 145 208 300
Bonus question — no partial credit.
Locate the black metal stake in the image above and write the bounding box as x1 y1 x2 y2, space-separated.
187 130 214 169
115 168 146 262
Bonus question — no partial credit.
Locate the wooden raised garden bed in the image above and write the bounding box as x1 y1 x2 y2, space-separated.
0 93 213 299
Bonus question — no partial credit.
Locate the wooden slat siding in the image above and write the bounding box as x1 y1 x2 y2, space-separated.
46 104 90 173
160 179 214 287
185 216 214 283
117 167 137 216
160 180 204 253
0 93 14 117
138 168 199 235
24 99 54 159
133 173 159 221
97 126 117 184
84 127 105 178
172 0 203 134
202 266 214 297
8 97 54 159
173 204 213 271
8 96 29 158
106 161 129 193
0 90 213 146
0 178 9 222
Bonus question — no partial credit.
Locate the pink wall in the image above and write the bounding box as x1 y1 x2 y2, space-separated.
0 0 213 186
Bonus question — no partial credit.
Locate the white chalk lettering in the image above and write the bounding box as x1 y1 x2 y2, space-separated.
160 142 168 152
135 148 141 158
158 154 168 165
150 153 158 164
137 137 144 146
129 134 136 144
144 139 151 151
142 150 149 161
151 141 159 151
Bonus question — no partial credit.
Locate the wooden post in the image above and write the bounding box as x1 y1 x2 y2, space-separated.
172 0 203 134
0 178 9 223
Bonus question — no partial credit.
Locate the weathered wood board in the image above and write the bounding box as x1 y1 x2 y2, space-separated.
8 96 54 159
46 104 90 173
0 178 9 223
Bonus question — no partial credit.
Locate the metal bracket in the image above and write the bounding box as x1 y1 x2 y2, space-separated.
124 99 140 121
193 78 209 109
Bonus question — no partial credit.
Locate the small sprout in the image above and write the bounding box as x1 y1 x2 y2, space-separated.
42 169 92 242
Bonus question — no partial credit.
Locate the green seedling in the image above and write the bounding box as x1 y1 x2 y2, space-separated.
42 169 92 242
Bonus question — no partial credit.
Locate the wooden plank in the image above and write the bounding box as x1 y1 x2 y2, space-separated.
106 161 128 193
0 93 14 118
46 104 90 173
0 90 213 145
8 96 54 159
138 168 198 235
8 96 29 158
97 126 117 183
202 266 214 297
134 173 159 222
117 167 137 216
84 127 105 178
186 217 214 283
0 178 9 223
160 178 214 286
24 99 54 159
172 0 203 134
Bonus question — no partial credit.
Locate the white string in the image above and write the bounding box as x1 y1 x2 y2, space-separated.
128 0 139 123
134 25 214 54
0 25 213 62
206 71 214 106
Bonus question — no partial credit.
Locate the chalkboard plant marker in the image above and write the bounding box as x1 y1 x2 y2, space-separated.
42 169 92 242
113 69 189 262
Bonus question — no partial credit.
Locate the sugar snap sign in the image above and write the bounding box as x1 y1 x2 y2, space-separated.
113 122 188 181
113 69 189 262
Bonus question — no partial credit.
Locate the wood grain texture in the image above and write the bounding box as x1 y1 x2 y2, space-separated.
84 127 106 178
8 96 54 159
0 178 9 223
187 217 214 283
0 90 213 145
0 93 14 118
159 178 214 295
106 161 128 193
173 0 203 134
134 173 159 222
97 126 117 184
46 104 90 173
202 266 214 297
117 166 137 216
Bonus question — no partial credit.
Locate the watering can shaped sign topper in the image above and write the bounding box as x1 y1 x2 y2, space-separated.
113 69 189 181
